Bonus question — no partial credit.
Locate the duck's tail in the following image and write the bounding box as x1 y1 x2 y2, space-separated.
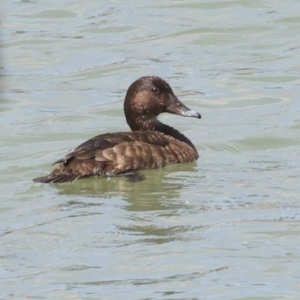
33 174 81 184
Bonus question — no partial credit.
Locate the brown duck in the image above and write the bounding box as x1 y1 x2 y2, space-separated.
33 76 201 183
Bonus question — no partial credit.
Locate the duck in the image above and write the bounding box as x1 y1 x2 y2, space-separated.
33 76 201 183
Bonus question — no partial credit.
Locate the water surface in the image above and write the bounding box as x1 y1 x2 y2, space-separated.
1 0 300 299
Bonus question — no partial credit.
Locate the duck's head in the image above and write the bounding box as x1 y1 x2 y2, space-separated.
124 76 201 130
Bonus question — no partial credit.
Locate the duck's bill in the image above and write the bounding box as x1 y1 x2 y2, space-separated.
165 94 201 119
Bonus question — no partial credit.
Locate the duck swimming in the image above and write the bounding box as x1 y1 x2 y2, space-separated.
33 76 201 183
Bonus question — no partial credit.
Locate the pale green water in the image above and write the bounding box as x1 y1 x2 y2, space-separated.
1 0 300 299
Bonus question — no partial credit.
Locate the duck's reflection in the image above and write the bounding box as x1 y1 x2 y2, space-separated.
56 162 198 212
55 163 202 244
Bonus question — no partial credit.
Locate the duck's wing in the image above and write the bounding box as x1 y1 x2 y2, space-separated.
53 131 169 165
33 131 171 183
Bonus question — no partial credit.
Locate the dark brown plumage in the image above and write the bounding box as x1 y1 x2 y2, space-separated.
33 76 201 183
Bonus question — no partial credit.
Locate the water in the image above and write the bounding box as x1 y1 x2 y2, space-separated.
1 0 300 299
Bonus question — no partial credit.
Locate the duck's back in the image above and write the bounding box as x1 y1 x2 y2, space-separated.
33 131 198 183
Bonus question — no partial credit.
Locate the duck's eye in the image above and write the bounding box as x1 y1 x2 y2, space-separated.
151 87 160 94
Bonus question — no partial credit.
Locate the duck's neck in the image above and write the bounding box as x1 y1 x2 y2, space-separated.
127 117 197 152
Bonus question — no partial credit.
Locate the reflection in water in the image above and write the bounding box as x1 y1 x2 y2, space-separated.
55 163 200 244
57 162 198 211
